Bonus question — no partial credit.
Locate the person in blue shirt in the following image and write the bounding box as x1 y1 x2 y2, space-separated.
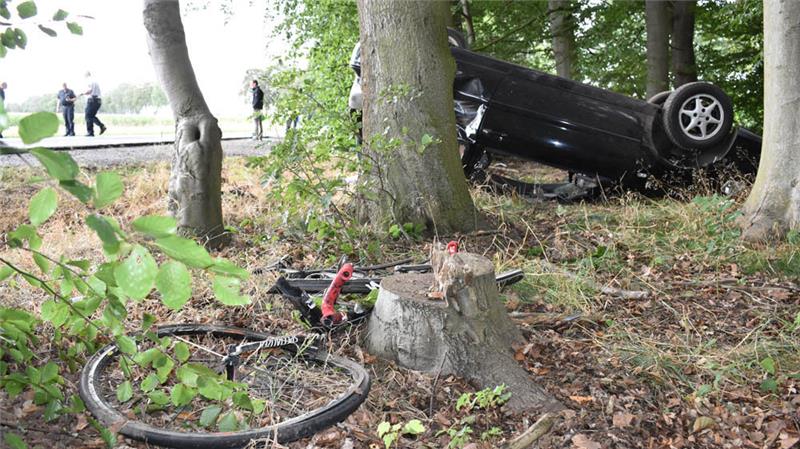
56 83 77 136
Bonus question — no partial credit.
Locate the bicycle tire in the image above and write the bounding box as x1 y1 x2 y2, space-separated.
79 324 370 449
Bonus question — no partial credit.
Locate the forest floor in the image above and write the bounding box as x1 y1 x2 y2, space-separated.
0 152 798 449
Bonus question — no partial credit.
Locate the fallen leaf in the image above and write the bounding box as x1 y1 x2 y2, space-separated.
612 412 635 428
569 395 595 404
75 413 89 431
780 434 800 449
314 428 342 446
692 416 715 433
572 433 602 449
427 291 444 300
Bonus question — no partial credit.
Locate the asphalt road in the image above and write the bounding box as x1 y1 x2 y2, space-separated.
0 136 274 168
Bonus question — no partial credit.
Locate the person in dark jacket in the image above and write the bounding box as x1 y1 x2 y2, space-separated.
251 80 264 140
56 83 77 136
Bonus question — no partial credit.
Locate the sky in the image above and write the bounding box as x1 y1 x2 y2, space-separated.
0 0 283 116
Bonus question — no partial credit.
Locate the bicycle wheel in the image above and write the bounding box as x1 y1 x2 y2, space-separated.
79 324 370 449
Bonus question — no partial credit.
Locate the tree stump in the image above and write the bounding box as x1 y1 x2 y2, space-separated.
365 250 563 413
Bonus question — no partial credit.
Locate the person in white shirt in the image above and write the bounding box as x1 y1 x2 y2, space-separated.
80 72 106 136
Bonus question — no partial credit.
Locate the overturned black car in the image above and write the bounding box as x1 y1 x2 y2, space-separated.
349 31 761 194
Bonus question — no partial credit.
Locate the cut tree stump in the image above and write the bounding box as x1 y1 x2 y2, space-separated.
365 250 563 413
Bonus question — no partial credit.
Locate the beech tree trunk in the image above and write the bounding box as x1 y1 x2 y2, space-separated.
548 0 575 79
366 250 563 413
645 0 671 99
671 0 697 87
739 0 800 240
356 0 478 234
143 0 228 248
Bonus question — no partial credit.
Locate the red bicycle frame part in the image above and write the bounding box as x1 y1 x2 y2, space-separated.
321 263 353 325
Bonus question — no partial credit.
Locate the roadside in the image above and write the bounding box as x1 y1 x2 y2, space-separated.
0 139 274 168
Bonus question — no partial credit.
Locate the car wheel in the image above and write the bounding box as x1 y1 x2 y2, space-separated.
647 90 671 105
447 28 469 49
662 82 733 150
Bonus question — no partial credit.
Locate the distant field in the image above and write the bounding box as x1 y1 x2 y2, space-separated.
2 112 282 138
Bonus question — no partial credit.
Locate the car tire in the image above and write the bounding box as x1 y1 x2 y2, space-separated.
647 90 671 105
662 82 733 150
447 28 469 49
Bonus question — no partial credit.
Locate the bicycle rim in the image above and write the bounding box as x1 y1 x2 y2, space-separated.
79 324 370 449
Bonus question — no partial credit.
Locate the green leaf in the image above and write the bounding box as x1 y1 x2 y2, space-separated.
3 432 28 449
66 22 82 35
232 391 254 411
199 405 222 428
0 265 14 281
40 300 69 327
377 421 391 437
29 187 57 227
209 259 249 280
217 412 239 432
213 276 251 306
156 261 192 310
40 361 59 383
760 357 776 375
13 28 26 49
19 112 58 144
116 380 133 403
94 172 123 209
155 236 213 268
115 335 136 355
59 180 94 204
148 389 169 405
32 252 49 274
402 419 425 436
16 1 37 19
140 373 160 392
154 355 175 383
197 376 222 400
86 214 120 254
170 383 196 407
38 24 56 37
52 9 68 20
759 377 778 393
114 245 157 300
30 148 78 180
131 215 177 238
173 341 190 363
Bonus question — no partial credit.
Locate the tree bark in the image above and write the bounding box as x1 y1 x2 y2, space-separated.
645 0 671 99
366 250 563 413
143 0 228 248
460 0 476 47
356 0 479 234
548 0 576 79
739 0 800 240
671 0 697 87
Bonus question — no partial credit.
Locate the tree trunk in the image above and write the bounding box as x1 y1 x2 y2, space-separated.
143 0 228 248
548 0 575 79
645 0 671 99
366 250 563 413
671 0 697 87
356 0 479 234
461 0 476 47
739 0 800 241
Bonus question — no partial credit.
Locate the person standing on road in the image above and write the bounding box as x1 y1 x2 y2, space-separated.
81 72 106 137
251 79 264 141
56 83 77 136
0 81 7 138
